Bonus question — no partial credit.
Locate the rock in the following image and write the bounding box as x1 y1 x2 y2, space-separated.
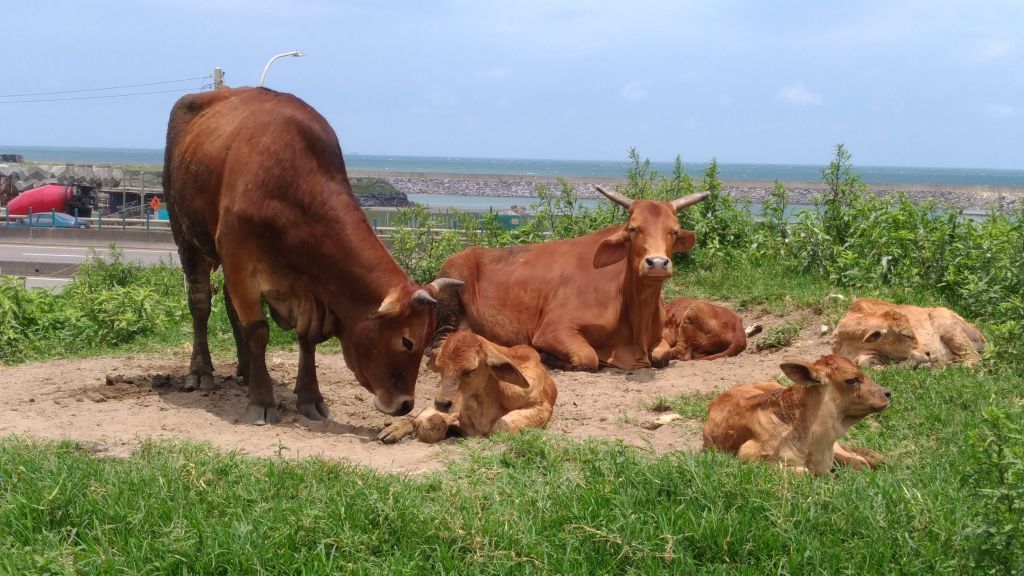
641 413 683 430
820 325 831 336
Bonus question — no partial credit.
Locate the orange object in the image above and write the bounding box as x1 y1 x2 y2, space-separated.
150 196 161 211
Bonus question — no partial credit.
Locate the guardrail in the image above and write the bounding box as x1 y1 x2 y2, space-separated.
0 205 531 235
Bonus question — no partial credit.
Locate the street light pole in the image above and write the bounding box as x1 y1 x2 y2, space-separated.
258 51 307 87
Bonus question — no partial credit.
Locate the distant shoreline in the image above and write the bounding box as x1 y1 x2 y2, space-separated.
347 171 1022 212
3 159 1021 212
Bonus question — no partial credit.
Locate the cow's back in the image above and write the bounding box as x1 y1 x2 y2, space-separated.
164 87 351 263
439 231 626 347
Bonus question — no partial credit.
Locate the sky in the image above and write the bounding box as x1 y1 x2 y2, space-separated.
2 1 1022 169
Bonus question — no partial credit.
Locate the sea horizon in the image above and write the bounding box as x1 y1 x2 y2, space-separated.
3 144 1023 188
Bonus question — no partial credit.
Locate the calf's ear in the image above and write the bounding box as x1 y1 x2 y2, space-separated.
780 356 823 387
482 341 530 388
862 329 886 343
673 229 696 253
593 230 629 268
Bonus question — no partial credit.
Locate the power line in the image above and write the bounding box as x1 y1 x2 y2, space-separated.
0 87 203 104
0 75 210 98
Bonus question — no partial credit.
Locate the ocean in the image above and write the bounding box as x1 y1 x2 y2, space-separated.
4 145 1024 188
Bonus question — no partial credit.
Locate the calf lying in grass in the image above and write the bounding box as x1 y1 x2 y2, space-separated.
378 331 558 444
702 354 890 476
833 298 985 367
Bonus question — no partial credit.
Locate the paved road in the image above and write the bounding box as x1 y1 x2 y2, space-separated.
0 242 179 290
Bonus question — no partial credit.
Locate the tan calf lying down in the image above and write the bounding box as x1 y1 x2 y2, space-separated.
378 331 557 444
663 297 759 361
833 298 985 367
703 355 890 475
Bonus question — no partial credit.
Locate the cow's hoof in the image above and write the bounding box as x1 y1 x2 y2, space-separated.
297 399 330 421
184 373 215 392
377 419 415 444
244 403 280 426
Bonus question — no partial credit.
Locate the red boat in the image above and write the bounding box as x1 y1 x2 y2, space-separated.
7 183 96 216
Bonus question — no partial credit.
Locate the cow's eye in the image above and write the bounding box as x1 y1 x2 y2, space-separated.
401 336 414 351
844 377 861 386
627 226 638 234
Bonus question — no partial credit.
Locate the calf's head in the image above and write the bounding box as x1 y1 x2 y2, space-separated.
836 309 924 366
592 185 707 278
344 278 463 416
429 331 529 413
780 355 891 421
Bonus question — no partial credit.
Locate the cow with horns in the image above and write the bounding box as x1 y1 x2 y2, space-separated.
431 185 708 370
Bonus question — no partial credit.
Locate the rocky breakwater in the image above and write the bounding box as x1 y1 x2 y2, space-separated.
351 171 1023 213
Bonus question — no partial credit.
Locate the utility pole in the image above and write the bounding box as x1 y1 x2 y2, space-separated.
213 67 224 89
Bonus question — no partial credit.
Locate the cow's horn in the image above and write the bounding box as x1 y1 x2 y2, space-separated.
594 185 633 209
429 278 465 292
670 192 710 211
411 289 438 307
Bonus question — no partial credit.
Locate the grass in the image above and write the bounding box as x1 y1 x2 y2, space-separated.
756 319 804 352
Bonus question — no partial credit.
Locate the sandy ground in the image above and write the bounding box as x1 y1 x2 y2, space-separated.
0 310 831 473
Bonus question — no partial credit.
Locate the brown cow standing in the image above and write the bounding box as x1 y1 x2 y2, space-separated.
378 330 558 444
833 298 985 367
703 355 891 475
662 297 754 360
432 186 708 371
163 87 460 425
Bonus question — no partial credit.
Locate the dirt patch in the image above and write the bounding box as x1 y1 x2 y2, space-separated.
0 311 832 473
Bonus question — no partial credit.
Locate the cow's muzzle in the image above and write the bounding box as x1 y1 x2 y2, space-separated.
641 256 673 277
373 395 414 416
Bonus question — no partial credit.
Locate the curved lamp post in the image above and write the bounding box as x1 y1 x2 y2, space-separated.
258 50 307 87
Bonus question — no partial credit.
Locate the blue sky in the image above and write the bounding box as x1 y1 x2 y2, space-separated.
2 1 1022 168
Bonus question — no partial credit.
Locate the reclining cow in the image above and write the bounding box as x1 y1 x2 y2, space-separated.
164 87 460 425
377 330 558 444
432 186 708 371
662 297 760 361
703 354 890 476
833 298 985 368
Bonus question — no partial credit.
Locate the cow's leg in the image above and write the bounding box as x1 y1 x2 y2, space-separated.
833 442 885 469
223 288 250 384
412 406 455 443
179 246 215 392
940 331 983 367
736 440 763 462
377 417 416 444
295 335 330 421
532 329 599 371
221 267 279 425
492 404 553 435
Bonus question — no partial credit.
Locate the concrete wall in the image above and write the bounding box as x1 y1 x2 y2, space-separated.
0 227 175 248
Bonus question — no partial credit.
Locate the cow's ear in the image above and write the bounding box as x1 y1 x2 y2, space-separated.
593 230 629 268
370 289 404 319
780 357 823 386
863 329 886 343
673 229 696 253
482 340 530 388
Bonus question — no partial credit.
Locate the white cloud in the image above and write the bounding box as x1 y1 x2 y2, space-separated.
982 103 1019 119
775 83 822 107
621 81 648 102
